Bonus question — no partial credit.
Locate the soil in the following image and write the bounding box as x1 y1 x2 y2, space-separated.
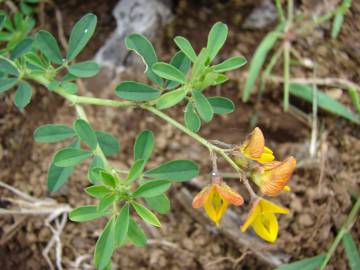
1 0 359 270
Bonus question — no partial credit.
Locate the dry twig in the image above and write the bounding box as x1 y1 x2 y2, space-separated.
0 180 71 270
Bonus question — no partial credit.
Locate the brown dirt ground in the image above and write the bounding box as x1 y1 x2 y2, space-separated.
1 0 359 269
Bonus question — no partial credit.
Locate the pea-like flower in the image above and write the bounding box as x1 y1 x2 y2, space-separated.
253 156 296 196
192 179 244 226
241 198 289 243
237 127 275 165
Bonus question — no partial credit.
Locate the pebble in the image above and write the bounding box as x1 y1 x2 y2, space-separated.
182 238 194 250
298 213 314 227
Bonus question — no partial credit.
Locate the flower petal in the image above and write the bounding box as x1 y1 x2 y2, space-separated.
242 127 265 159
259 198 289 214
192 185 212 208
257 152 275 163
252 212 278 243
204 187 229 225
216 183 244 206
240 199 261 232
260 156 296 196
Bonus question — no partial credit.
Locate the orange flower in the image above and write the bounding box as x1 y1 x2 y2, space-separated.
241 197 289 243
192 182 244 226
239 127 275 164
254 156 296 196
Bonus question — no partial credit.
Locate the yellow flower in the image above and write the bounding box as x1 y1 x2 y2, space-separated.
254 156 296 196
241 198 289 243
192 182 244 226
239 127 275 164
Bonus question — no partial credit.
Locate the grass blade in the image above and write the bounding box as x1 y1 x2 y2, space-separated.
242 23 285 102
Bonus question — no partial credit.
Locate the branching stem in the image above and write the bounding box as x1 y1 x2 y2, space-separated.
26 74 258 198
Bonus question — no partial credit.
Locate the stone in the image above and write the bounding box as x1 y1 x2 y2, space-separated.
95 0 173 72
243 0 277 30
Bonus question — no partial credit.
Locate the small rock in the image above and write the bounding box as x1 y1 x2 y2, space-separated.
182 238 194 250
298 213 314 227
243 0 277 29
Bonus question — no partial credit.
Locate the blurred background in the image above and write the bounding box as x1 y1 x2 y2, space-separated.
0 0 359 269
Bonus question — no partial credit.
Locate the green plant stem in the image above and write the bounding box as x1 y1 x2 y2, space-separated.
320 196 360 270
59 90 136 107
26 73 257 198
142 105 258 199
275 0 286 22
74 105 110 169
287 0 294 24
283 41 291 111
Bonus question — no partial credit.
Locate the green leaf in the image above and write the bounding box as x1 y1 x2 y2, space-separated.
131 201 161 227
184 102 201 132
126 159 145 183
69 205 110 222
115 81 160 101
125 33 161 84
156 87 187 110
98 193 116 212
68 60 100 78
13 81 32 109
349 87 360 114
208 96 234 114
134 130 154 161
88 156 104 184
243 23 285 101
11 38 33 59
192 48 209 78
290 84 360 124
167 51 191 89
100 170 117 188
35 30 63 65
331 0 351 39
207 22 228 61
342 232 360 270
213 74 228 85
96 131 120 157
174 36 197 62
276 255 325 270
0 58 19 76
115 203 130 246
152 62 186 84
53 148 92 167
24 52 47 70
0 14 5 30
213 56 247 72
332 11 344 39
85 185 113 199
0 78 17 93
127 218 147 247
47 162 75 192
145 194 170 214
61 81 77 94
94 217 115 270
134 180 171 198
74 119 98 150
33 124 75 143
192 90 214 122
145 160 199 182
47 139 79 192
196 72 220 89
66 13 97 61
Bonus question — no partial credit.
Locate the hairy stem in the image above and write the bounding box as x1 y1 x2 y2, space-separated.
27 74 257 198
74 105 110 169
142 105 257 198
